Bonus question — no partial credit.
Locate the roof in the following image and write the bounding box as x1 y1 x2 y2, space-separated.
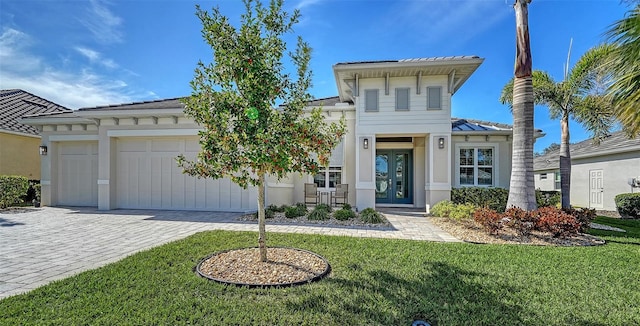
451 118 512 132
78 97 185 111
0 89 71 136
534 131 640 171
333 56 484 102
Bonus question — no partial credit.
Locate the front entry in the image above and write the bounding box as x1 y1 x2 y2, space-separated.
375 150 413 204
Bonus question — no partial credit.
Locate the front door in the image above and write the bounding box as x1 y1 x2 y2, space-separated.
589 169 604 209
375 150 413 204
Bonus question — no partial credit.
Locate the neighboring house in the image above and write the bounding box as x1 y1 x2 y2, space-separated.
0 89 70 179
23 56 528 212
534 131 640 211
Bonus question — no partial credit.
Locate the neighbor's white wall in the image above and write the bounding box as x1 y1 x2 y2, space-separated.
570 151 640 211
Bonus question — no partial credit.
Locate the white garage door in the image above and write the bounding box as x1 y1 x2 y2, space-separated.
57 142 98 206
116 137 257 212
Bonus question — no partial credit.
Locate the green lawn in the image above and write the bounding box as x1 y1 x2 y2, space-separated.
1 218 639 325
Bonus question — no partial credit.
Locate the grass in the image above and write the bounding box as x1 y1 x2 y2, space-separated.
1 219 639 325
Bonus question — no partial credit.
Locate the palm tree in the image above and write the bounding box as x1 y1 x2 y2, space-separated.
606 4 640 136
500 44 615 209
506 0 536 211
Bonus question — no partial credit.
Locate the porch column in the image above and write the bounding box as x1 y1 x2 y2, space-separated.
425 133 452 213
355 135 375 210
97 128 115 210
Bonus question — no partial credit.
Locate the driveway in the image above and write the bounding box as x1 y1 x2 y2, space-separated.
0 206 458 299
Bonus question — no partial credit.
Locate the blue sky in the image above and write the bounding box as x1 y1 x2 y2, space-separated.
0 0 632 152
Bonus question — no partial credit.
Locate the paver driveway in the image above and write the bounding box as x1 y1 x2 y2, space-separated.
0 206 458 299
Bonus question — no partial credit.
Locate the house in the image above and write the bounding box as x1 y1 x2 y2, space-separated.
22 56 524 212
534 131 640 211
0 89 70 179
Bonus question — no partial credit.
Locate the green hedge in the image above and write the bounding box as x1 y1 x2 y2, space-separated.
452 187 561 212
0 175 29 209
615 193 640 218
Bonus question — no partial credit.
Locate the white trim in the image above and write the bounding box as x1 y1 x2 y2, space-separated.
107 129 201 137
425 183 451 191
429 134 452 187
267 182 294 188
41 180 51 185
49 135 99 141
454 142 499 187
0 129 41 138
97 180 110 185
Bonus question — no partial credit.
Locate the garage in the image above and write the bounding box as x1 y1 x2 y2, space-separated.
116 137 257 212
57 141 98 206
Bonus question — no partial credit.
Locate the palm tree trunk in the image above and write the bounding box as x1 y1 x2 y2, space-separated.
507 0 537 211
559 114 571 209
257 172 267 262
508 78 537 211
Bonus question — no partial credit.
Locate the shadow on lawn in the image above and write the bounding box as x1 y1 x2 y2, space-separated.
0 217 25 227
287 262 533 325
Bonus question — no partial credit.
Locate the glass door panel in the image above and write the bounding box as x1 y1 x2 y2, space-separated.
376 150 412 204
375 154 390 201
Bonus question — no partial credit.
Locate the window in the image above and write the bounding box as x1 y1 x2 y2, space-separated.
457 147 494 186
395 88 410 111
554 172 561 190
314 167 342 189
364 89 379 112
427 86 441 110
540 173 547 180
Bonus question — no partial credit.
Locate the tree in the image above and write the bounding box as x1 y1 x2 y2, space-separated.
178 0 346 262
535 142 560 157
505 0 537 211
606 3 640 136
500 45 615 209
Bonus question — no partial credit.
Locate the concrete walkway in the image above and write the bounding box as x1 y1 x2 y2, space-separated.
0 206 458 299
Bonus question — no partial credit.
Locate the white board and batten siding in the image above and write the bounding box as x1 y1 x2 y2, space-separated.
116 137 257 212
57 142 99 206
357 76 451 135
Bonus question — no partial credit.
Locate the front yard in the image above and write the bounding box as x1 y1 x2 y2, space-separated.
0 217 638 325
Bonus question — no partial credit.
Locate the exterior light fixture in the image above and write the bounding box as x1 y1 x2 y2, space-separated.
39 145 48 156
438 137 445 149
363 138 369 149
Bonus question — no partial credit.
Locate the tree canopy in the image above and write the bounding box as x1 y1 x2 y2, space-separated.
177 0 346 261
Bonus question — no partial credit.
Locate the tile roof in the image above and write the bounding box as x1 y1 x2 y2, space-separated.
0 89 71 136
534 131 640 171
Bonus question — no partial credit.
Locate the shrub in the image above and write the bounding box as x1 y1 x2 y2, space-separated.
563 207 596 232
452 187 509 212
253 207 275 219
503 207 536 237
341 203 352 211
267 204 286 213
0 175 29 209
473 207 504 235
360 208 384 224
536 190 561 208
308 207 330 220
615 193 640 218
535 207 580 238
314 203 332 213
431 200 456 217
333 208 355 221
285 204 306 218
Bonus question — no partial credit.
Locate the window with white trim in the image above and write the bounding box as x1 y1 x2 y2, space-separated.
313 139 344 190
365 89 379 112
554 172 561 190
457 146 494 186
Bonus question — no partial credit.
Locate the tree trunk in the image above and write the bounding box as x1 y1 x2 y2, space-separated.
257 172 267 262
507 0 537 211
559 114 571 209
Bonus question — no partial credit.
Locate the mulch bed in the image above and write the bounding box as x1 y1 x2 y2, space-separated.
197 247 331 287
